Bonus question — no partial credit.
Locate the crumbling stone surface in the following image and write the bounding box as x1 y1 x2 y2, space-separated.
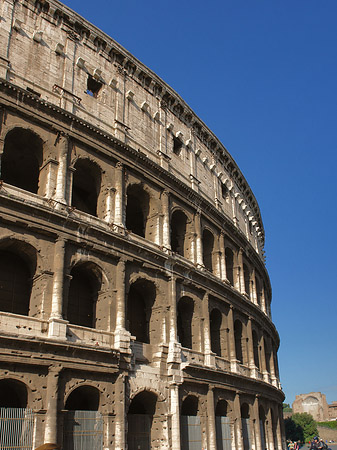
0 1 285 449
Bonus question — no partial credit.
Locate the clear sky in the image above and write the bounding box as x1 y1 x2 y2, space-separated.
61 0 337 405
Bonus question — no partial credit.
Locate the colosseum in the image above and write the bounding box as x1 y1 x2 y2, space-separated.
0 0 285 449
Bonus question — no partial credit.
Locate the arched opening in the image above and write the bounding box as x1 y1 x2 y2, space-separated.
234 320 243 364
0 250 32 316
72 159 101 216
67 264 101 328
64 386 102 450
177 296 194 349
202 229 214 272
252 330 260 369
126 184 149 237
65 386 100 411
241 403 251 450
225 248 234 286
127 391 157 450
0 379 28 408
210 308 222 357
171 209 187 256
271 408 279 450
215 400 231 450
243 263 250 296
2 128 43 194
126 279 156 344
255 276 262 306
265 337 271 374
0 379 34 449
181 396 201 450
259 406 267 450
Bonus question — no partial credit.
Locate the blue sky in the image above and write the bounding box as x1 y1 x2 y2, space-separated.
62 0 337 405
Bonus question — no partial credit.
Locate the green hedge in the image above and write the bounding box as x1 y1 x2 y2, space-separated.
317 421 337 429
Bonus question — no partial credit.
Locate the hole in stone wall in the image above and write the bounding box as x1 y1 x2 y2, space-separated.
170 210 187 256
0 379 28 408
72 159 101 216
2 128 43 193
86 75 102 98
0 250 32 316
173 137 183 156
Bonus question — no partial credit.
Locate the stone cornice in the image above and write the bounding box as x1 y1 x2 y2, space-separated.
18 0 265 245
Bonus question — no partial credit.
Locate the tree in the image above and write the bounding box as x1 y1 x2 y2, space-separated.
283 403 293 413
285 413 318 443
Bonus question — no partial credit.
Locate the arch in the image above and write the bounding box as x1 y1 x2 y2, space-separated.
234 320 243 364
65 385 100 411
252 329 260 369
126 278 156 344
181 396 202 450
215 400 231 450
259 405 267 450
67 262 102 328
241 403 251 450
243 263 250 296
71 158 101 216
0 379 28 408
177 296 194 349
127 390 158 450
0 241 37 316
255 275 262 306
181 395 199 416
225 247 234 286
126 183 149 237
64 385 103 450
202 228 214 272
170 209 188 256
210 308 222 356
2 127 43 194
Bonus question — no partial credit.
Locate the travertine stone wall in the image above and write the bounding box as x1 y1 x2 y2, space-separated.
0 1 285 449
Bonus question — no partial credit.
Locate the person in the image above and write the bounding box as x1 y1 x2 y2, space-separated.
288 441 295 450
310 437 319 450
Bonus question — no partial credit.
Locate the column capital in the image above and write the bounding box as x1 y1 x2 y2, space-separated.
115 161 123 170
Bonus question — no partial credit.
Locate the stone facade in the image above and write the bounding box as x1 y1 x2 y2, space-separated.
293 393 329 422
0 0 285 449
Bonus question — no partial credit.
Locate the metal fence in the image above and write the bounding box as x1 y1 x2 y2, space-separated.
63 410 103 450
0 408 35 450
216 416 232 450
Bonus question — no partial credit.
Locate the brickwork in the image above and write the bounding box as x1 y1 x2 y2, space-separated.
0 0 285 449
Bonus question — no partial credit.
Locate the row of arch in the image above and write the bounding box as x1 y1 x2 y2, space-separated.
0 378 281 450
0 239 278 377
0 127 269 314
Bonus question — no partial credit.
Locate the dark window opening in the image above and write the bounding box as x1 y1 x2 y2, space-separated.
126 184 149 237
255 277 261 306
128 392 157 450
0 380 28 408
86 75 102 98
241 403 250 419
0 250 31 316
173 137 183 156
243 263 250 296
126 279 156 344
67 265 100 328
252 330 260 369
234 320 243 364
170 210 187 256
202 229 214 272
210 308 222 357
181 396 198 416
221 184 229 201
72 159 101 216
225 248 234 286
65 386 100 411
177 296 194 349
2 128 43 193
215 400 228 417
